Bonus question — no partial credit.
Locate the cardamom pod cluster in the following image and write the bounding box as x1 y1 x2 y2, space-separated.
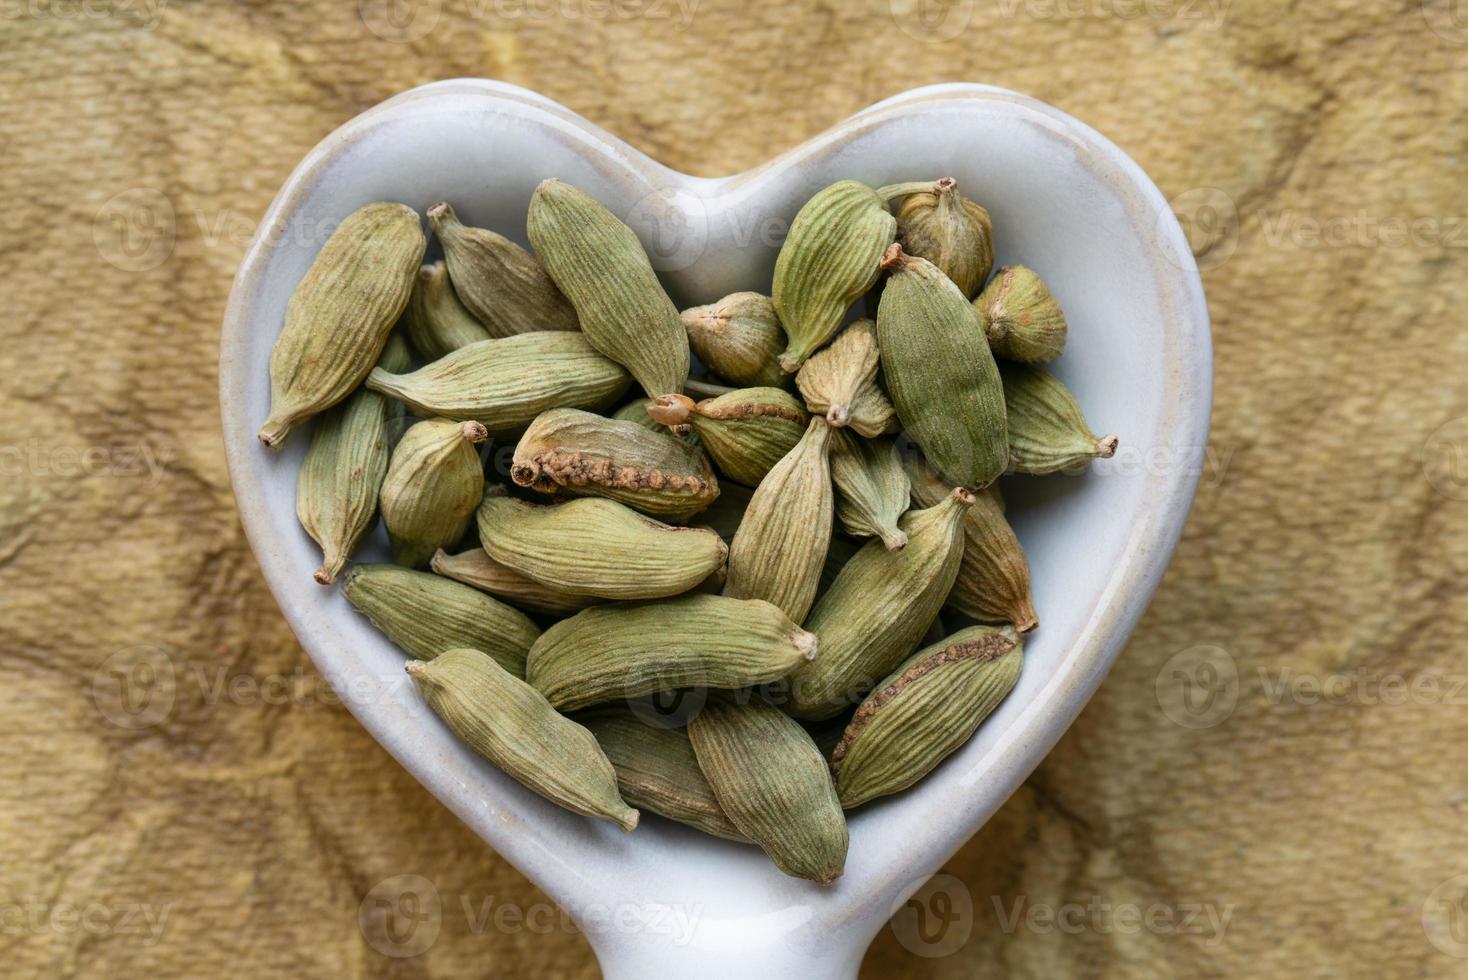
271 178 1114 882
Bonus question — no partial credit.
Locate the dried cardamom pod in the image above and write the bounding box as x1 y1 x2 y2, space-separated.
427 203 578 336
785 487 974 720
680 292 788 388
527 594 817 712
510 407 719 521
406 649 638 830
612 397 701 448
260 202 426 447
907 454 1037 632
296 333 410 584
1000 363 1118 474
830 430 910 551
647 388 807 487
885 177 995 297
722 418 834 624
688 695 847 884
579 706 747 841
793 319 896 436
343 564 540 677
430 547 598 617
366 332 631 433
380 418 487 568
476 488 726 600
831 625 1021 808
403 261 491 361
773 181 897 372
975 265 1067 364
527 179 689 397
877 244 1007 488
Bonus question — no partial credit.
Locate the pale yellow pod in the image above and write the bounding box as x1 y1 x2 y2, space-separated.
428 203 579 336
688 695 848 884
723 417 834 624
476 488 726 600
260 202 426 447
794 319 896 436
527 179 689 397
888 177 995 297
431 547 598 617
407 650 638 831
380 418 487 568
511 407 719 521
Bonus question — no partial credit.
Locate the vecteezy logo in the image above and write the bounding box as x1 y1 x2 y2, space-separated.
624 186 709 273
92 188 176 272
889 873 973 958
91 645 177 730
1423 873 1468 957
1422 417 1468 501
1159 186 1239 272
1423 0 1468 44
1155 645 1239 729
358 0 440 42
358 874 442 958
888 0 976 42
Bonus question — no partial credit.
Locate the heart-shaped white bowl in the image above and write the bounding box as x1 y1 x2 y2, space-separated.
220 80 1210 978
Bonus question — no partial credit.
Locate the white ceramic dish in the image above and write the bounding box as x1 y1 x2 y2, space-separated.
220 80 1211 978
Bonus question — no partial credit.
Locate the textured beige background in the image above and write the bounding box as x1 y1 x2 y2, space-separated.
4 0 1468 976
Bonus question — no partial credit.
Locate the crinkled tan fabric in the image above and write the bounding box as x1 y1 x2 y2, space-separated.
3 1 1467 977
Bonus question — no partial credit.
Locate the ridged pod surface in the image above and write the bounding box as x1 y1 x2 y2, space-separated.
772 181 896 372
877 244 1007 488
343 564 540 677
380 418 487 568
476 488 726 600
260 202 425 446
365 332 630 432
680 292 788 388
975 265 1068 364
527 594 817 712
427 203 578 336
831 625 1021 808
688 695 848 884
403 261 491 360
888 177 995 297
647 388 807 487
1001 362 1118 474
830 431 910 551
406 650 638 830
430 547 598 617
785 488 973 720
527 179 689 397
794 319 895 436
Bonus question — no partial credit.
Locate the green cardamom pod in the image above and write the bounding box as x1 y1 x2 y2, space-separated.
785 487 974 720
579 706 747 841
1000 362 1118 474
380 418 487 568
527 594 817 712
877 243 1007 488
431 547 599 617
975 265 1068 364
527 179 689 397
366 332 631 433
773 181 897 373
296 333 410 584
260 202 426 447
343 564 540 677
680 292 788 388
794 319 896 436
830 430 910 551
831 625 1021 808
510 407 719 521
688 695 848 884
647 388 807 487
403 261 492 361
886 177 995 297
406 649 638 831
906 453 1038 632
722 418 834 624
476 487 726 600
427 203 579 336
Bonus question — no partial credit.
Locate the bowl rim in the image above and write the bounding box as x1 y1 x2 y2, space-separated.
219 79 1212 970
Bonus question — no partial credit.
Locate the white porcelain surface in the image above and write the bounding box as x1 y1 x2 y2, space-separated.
220 80 1211 978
